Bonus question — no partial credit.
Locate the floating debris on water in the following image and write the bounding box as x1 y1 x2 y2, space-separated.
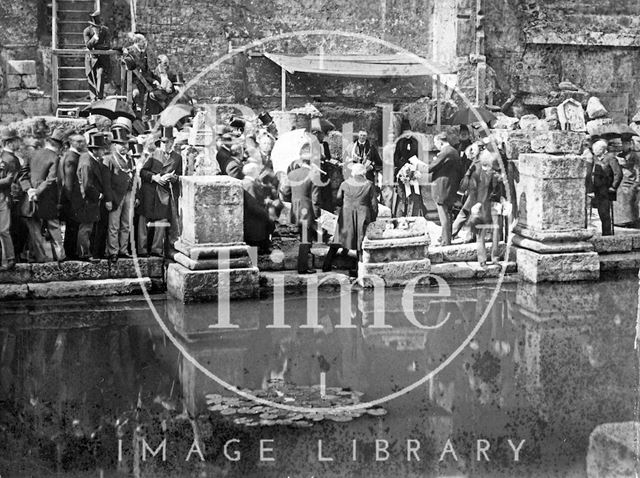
205 384 387 428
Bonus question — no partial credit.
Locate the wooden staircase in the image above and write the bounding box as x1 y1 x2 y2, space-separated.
52 0 98 108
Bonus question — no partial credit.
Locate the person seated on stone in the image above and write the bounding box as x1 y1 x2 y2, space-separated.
466 150 505 267
322 162 378 274
242 163 274 255
588 139 622 236
613 139 640 228
148 54 175 114
279 150 323 274
121 33 159 116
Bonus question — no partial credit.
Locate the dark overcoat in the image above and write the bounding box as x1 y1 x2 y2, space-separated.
429 144 463 206
139 150 182 220
28 147 60 220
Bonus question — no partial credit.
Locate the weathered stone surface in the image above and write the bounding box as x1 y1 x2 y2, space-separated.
519 153 586 179
437 242 506 262
28 278 151 298
587 422 640 478
591 235 633 253
599 252 640 272
492 112 519 130
167 263 259 302
360 259 431 287
529 131 585 154
174 251 253 270
174 242 251 261
363 244 428 263
517 154 588 235
30 260 110 282
513 235 594 253
108 257 164 278
519 114 540 130
0 284 29 300
514 225 594 243
0 263 32 284
6 60 36 75
180 175 244 247
516 249 600 282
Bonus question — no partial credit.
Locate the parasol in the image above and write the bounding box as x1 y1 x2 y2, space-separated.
79 97 136 121
271 129 322 174
588 122 639 139
159 104 194 127
442 106 497 126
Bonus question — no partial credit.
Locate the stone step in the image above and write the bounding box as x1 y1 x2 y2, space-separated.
429 242 507 263
0 258 164 284
259 261 518 296
599 251 640 272
0 278 153 301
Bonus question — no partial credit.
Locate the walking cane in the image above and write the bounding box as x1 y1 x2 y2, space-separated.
610 201 615 236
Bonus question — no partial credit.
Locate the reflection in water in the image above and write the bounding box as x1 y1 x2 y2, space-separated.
0 274 637 477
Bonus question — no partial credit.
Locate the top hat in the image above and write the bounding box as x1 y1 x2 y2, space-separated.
160 126 174 141
112 116 133 133
132 119 151 135
229 116 246 130
1 129 19 143
87 132 108 149
130 142 144 157
111 128 130 144
258 112 273 126
88 9 101 25
49 128 66 144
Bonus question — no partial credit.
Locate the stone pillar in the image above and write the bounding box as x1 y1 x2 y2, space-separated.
167 176 259 302
513 153 599 282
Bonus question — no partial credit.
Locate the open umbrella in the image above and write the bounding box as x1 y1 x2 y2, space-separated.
588 122 639 139
159 104 194 127
79 97 136 121
443 106 497 126
271 129 322 174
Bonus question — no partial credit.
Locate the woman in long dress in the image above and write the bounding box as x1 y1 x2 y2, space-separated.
322 163 378 271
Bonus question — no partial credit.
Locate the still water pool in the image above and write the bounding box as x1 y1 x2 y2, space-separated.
0 273 638 477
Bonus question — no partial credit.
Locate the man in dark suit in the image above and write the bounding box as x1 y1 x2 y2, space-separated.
225 144 244 179
73 133 111 260
59 134 87 259
280 157 322 274
24 129 66 262
103 128 134 261
83 10 110 100
242 163 274 254
138 126 181 256
216 133 233 175
393 120 420 217
351 130 382 184
0 129 22 270
588 139 622 236
430 132 463 246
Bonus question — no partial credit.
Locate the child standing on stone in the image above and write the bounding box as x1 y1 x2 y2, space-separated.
467 150 505 267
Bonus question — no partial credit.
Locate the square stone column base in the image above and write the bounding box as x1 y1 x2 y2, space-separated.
516 247 599 283
167 263 259 302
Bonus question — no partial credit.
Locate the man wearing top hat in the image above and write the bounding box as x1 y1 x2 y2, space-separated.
23 129 67 263
0 129 22 270
103 128 135 261
83 10 110 101
59 134 87 259
73 133 112 261
138 126 181 256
